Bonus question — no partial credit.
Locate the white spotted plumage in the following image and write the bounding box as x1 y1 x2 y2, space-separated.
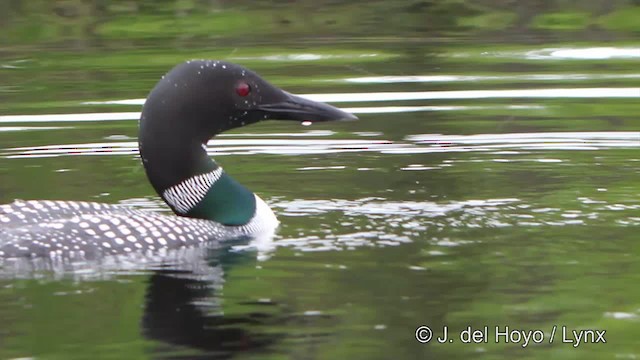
0 196 278 260
162 167 224 214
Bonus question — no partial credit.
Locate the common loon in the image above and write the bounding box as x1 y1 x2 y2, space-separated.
0 60 356 260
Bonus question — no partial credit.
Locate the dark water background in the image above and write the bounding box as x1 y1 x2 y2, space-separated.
0 1 639 359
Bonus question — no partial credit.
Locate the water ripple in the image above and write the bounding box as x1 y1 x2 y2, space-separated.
230 53 382 61
2 132 636 158
525 47 640 60
0 126 70 132
338 73 640 84
252 193 640 255
450 47 640 60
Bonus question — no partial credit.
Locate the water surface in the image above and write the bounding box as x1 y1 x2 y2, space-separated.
0 3 639 359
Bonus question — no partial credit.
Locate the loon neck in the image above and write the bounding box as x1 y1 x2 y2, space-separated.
139 137 256 226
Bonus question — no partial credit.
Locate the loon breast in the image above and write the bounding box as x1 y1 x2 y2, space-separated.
0 196 277 259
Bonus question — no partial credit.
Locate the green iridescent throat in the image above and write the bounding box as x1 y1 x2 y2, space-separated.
186 172 256 226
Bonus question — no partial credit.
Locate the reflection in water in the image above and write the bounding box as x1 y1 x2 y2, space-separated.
0 234 304 357
0 240 286 357
143 267 282 359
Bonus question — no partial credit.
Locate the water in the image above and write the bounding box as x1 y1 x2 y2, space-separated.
1 2 640 359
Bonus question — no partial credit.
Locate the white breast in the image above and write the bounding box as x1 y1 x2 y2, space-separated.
231 194 279 236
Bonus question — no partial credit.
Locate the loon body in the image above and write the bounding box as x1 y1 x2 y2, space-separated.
0 60 356 260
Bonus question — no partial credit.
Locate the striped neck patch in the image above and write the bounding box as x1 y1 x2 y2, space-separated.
162 167 224 214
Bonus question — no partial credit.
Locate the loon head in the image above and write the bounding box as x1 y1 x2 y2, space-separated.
139 60 357 226
140 60 356 145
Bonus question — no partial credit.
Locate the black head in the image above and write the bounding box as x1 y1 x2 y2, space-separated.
140 60 357 145
138 60 357 199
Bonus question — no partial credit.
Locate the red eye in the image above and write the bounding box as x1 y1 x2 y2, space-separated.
235 82 251 97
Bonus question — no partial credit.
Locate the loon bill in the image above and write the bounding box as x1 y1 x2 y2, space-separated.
0 60 357 260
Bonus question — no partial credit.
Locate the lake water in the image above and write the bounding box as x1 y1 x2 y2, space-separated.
1 3 640 359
